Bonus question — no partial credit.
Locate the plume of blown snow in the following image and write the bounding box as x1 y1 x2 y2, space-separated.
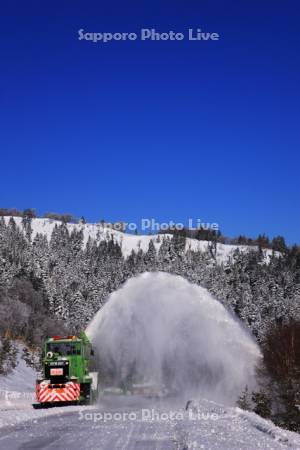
86 272 260 404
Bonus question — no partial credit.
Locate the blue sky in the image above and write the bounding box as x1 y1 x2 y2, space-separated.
0 1 299 243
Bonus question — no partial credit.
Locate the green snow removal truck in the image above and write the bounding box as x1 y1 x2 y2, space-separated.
33 332 98 408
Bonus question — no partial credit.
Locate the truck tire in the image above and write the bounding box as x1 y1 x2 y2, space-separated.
81 383 92 405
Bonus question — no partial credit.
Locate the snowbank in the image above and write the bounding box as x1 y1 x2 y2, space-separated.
185 399 300 449
0 344 37 411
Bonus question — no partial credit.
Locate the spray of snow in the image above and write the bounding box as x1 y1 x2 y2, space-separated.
86 272 260 404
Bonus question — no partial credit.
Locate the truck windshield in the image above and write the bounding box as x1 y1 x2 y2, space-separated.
47 343 80 356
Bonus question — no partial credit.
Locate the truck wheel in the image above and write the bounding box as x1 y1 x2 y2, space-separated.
81 383 92 405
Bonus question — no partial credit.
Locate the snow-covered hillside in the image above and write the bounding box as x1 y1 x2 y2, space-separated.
3 217 276 263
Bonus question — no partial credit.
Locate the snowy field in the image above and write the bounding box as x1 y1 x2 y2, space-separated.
3 216 277 263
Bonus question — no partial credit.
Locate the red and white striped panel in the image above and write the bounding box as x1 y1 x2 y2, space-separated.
36 381 81 403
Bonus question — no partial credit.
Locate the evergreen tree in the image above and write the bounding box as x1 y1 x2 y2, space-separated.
252 390 272 418
237 385 251 410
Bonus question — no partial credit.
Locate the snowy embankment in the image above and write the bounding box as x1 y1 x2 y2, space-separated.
4 216 276 263
184 399 300 449
0 344 36 411
0 343 39 422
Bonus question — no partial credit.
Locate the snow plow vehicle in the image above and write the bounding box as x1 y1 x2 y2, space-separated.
33 332 98 408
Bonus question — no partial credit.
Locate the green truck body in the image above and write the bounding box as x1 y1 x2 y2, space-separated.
33 332 98 408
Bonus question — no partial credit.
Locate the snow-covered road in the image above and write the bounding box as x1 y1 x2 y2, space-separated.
0 396 299 450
